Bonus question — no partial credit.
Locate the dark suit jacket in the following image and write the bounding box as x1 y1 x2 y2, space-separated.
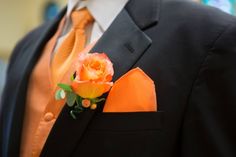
1 0 236 156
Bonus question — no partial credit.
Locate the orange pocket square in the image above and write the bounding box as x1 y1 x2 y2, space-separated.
103 68 157 112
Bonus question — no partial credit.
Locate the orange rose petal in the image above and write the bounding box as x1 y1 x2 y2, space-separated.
71 81 113 99
72 53 114 99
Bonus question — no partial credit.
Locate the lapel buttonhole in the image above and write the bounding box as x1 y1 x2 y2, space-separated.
125 43 135 53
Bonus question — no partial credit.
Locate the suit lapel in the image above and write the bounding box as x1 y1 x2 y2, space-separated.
1 9 66 157
41 0 160 156
90 10 152 81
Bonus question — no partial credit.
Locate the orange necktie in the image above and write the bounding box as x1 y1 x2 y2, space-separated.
51 8 94 88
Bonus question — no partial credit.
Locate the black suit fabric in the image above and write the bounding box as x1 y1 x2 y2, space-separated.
1 0 236 157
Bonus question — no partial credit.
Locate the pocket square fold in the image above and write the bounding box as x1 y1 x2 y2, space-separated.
103 68 157 112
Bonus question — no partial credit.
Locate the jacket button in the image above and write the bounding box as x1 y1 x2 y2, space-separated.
44 112 54 122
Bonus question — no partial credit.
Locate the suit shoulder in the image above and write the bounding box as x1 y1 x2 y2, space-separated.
162 0 236 26
160 0 236 47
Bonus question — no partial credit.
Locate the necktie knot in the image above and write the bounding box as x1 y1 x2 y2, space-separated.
71 8 94 29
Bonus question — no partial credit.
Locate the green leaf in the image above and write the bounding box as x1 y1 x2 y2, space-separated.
76 96 82 105
55 89 65 100
75 104 83 110
70 110 77 119
93 98 106 103
60 90 66 99
70 108 83 119
66 92 76 107
70 74 75 81
58 83 72 92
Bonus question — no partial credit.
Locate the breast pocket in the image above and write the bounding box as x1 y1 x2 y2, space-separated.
75 112 164 157
89 111 163 131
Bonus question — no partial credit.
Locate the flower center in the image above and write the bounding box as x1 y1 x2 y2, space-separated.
80 58 107 81
90 60 102 71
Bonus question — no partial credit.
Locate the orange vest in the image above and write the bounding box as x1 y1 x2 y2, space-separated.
20 18 95 157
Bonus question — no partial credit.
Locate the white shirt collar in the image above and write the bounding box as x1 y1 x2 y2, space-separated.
66 0 129 31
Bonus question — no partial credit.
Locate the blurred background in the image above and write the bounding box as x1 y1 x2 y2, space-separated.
0 0 236 97
0 0 66 98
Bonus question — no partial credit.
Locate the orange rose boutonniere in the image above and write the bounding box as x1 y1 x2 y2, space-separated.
55 52 114 119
